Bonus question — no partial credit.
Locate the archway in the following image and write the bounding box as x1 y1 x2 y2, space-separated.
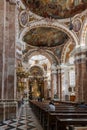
25 54 52 100
29 65 44 100
60 41 76 101
80 17 87 46
18 11 79 101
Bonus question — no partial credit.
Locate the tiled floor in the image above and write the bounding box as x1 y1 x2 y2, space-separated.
0 103 43 130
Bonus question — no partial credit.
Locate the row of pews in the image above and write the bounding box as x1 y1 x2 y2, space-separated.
29 100 87 130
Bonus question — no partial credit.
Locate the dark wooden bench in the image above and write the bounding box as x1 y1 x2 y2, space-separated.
56 117 87 130
29 100 87 130
47 112 87 130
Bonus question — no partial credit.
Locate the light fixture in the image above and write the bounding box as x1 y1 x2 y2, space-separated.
69 17 73 30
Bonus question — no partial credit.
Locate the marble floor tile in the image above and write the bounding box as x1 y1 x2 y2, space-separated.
0 104 43 130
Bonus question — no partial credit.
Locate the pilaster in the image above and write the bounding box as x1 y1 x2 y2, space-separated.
75 50 87 102
0 0 17 122
44 77 48 99
57 66 62 100
51 64 57 99
0 0 4 100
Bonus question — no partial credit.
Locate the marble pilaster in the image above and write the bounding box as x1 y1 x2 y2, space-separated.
3 0 16 100
0 0 17 121
44 77 48 99
0 0 4 99
51 64 57 99
75 52 87 102
8 3 16 99
57 67 62 100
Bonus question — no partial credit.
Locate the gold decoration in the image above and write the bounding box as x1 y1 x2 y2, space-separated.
16 62 29 92
32 79 40 98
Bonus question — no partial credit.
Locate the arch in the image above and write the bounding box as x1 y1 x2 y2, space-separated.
29 65 44 76
28 56 48 74
61 40 75 63
28 65 45 99
46 50 59 64
23 49 58 65
80 17 87 46
19 20 78 46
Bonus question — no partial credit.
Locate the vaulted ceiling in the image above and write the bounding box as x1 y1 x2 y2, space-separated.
23 27 69 47
20 0 87 63
22 0 87 19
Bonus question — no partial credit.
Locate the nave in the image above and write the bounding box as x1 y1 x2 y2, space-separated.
0 0 87 130
0 103 43 130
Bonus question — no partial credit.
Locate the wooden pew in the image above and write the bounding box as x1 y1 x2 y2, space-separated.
47 112 87 130
69 126 87 130
29 100 87 130
56 117 87 130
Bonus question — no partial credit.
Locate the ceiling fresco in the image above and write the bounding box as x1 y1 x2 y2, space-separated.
22 0 87 19
23 27 69 47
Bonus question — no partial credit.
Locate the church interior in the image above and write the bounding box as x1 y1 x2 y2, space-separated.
0 0 87 130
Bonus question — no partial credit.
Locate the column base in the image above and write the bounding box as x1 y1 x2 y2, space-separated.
0 100 17 122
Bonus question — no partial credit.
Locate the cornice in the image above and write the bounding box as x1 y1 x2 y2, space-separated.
8 0 16 4
71 46 87 56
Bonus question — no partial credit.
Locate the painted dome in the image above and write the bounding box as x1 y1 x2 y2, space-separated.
22 0 87 19
23 27 69 47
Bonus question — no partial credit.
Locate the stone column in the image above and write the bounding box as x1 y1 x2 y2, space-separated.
51 64 57 99
0 0 4 122
26 78 29 100
57 66 62 101
75 49 87 102
0 0 17 121
63 67 70 101
44 77 48 99
0 0 4 100
3 0 16 100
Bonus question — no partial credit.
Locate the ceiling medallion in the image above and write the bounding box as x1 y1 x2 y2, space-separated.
72 18 82 32
19 10 29 27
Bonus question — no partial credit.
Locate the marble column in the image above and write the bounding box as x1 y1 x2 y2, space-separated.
0 0 17 121
0 0 4 100
44 77 48 99
26 78 29 100
57 66 62 100
4 0 16 100
51 64 57 99
75 51 87 102
0 0 4 122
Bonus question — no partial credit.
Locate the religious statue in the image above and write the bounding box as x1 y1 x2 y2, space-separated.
32 79 40 99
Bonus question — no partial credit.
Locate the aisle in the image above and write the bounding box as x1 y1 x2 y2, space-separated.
0 103 43 130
